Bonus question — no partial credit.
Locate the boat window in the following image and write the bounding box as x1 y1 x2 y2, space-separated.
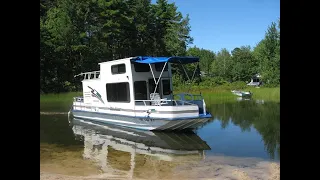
111 64 126 74
155 63 168 72
133 63 150 72
134 81 147 100
162 79 171 95
95 72 100 78
148 78 160 94
90 73 95 79
106 82 130 102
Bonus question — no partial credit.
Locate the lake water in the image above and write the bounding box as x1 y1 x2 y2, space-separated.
40 98 280 179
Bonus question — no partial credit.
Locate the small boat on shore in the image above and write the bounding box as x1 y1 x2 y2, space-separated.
70 56 212 131
231 90 253 98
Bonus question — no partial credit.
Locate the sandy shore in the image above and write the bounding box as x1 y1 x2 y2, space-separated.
40 156 279 180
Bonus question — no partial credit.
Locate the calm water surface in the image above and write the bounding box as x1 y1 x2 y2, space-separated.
40 98 280 178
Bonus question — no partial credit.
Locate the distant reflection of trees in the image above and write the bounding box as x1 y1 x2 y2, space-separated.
203 101 280 160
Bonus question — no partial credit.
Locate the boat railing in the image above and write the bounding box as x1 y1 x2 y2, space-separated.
173 93 206 115
173 93 204 101
73 96 194 106
135 99 195 106
74 71 100 80
73 97 84 102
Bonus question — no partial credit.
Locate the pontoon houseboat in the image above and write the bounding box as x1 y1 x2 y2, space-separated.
70 56 212 131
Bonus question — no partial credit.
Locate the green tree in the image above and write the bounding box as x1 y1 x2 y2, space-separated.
211 48 232 80
152 0 193 56
187 46 215 75
230 46 257 82
253 20 280 85
40 0 194 93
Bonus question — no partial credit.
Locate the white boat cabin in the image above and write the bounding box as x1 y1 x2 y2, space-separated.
73 56 208 119
79 57 173 106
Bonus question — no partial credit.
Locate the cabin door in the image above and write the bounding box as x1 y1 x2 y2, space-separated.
160 78 172 100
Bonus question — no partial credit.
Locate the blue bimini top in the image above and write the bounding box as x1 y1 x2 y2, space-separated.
130 56 199 64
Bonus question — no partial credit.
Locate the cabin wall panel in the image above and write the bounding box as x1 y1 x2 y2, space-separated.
99 58 135 109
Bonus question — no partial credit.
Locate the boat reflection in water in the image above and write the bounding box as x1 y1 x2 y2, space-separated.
69 117 211 179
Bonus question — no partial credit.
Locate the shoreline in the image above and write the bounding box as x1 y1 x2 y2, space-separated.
40 155 280 180
40 87 280 103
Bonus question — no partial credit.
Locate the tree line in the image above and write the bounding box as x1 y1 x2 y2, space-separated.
40 0 280 93
186 19 280 87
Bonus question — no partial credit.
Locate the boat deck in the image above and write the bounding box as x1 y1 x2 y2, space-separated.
72 94 211 122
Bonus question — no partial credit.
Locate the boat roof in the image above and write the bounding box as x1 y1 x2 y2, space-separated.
130 56 199 64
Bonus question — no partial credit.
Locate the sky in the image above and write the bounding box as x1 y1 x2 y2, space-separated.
152 0 280 53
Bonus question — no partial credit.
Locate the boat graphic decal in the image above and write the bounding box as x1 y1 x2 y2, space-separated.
88 86 105 104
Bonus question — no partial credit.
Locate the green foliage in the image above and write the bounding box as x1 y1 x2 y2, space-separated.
201 77 228 86
40 0 193 93
187 46 215 75
253 20 280 85
40 0 280 93
211 48 232 80
230 46 258 82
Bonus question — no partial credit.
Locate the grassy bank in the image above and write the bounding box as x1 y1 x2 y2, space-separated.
175 86 280 103
40 92 82 112
40 86 279 112
40 92 82 103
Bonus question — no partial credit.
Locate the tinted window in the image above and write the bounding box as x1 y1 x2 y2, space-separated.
106 82 130 102
162 79 171 95
148 78 160 94
111 64 126 74
155 63 168 72
133 63 150 72
134 81 147 100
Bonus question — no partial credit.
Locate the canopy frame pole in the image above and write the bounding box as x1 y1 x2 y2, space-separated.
149 62 168 96
190 62 199 82
186 62 199 92
149 63 157 84
180 61 191 82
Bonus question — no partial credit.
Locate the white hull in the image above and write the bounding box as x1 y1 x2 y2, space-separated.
71 107 212 131
231 90 252 97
